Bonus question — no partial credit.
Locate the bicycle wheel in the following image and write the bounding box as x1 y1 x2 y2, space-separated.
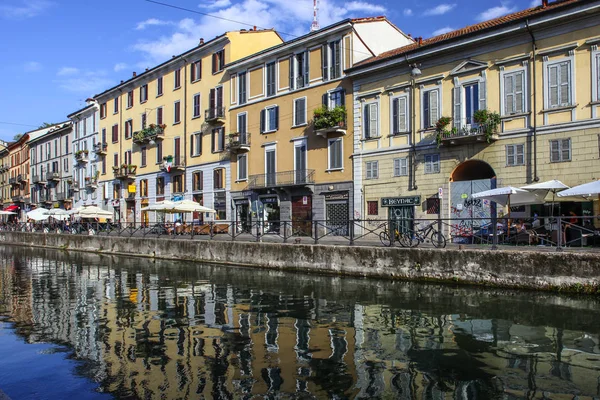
399 232 419 248
379 230 392 247
431 230 447 248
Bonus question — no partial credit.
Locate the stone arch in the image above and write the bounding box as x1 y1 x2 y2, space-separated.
450 159 496 182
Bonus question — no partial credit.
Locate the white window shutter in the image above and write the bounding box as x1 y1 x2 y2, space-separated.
561 139 570 160
550 140 560 162
453 79 461 129
430 90 439 127
398 97 407 132
504 74 514 114
596 54 600 101
478 73 486 111
506 145 515 165
559 62 570 106
515 72 524 113
516 144 524 165
549 65 559 107
369 103 378 138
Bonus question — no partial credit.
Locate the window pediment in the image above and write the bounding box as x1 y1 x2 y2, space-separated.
450 59 488 76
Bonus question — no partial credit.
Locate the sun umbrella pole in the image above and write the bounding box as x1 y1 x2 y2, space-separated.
507 194 511 239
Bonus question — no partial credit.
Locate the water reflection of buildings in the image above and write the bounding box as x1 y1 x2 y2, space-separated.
0 251 599 399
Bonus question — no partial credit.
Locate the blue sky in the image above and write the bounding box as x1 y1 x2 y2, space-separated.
0 0 540 141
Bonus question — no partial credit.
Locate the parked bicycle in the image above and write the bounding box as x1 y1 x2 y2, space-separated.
403 221 447 248
379 226 413 247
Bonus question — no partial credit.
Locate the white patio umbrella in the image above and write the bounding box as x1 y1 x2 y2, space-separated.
45 208 70 221
77 206 113 219
26 208 50 221
557 180 600 197
169 200 216 213
140 200 176 212
522 179 570 217
0 210 16 215
472 186 543 207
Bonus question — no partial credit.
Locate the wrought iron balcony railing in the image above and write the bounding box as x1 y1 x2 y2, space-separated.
247 169 315 189
226 132 250 152
46 172 60 181
205 107 225 122
113 165 137 180
132 125 165 145
93 142 108 155
160 155 185 173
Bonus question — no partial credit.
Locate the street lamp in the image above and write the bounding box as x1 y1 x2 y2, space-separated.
410 63 421 191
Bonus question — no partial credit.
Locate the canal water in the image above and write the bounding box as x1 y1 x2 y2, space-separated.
0 247 599 399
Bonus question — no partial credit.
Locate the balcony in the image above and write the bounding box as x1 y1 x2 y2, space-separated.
16 174 23 183
0 165 8 172
72 182 80 192
85 176 99 190
46 172 60 182
436 113 500 147
12 195 23 203
75 150 89 163
248 169 315 189
9 177 17 186
205 107 225 123
160 155 185 173
226 132 250 153
32 175 42 185
93 142 108 156
113 164 137 180
55 192 66 201
132 124 165 145
313 106 347 138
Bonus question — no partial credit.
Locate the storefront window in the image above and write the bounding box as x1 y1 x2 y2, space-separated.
214 191 226 220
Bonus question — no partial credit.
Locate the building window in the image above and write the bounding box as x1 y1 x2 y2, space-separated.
113 97 119 114
141 113 147 129
141 147 147 167
191 60 201 82
367 201 378 216
550 138 571 162
156 107 163 125
156 141 162 164
366 161 378 179
506 144 525 166
174 68 181 89
424 154 440 174
393 157 408 176
214 191 226 220
125 119 132 139
290 51 308 90
140 84 148 103
157 76 163 96
546 60 572 108
237 154 247 181
328 138 342 170
113 183 121 199
391 95 409 134
266 62 276 97
594 52 600 102
127 90 133 108
238 72 247 105
193 94 201 118
172 174 184 193
323 39 342 81
213 168 224 189
422 89 440 129
124 150 132 165
503 70 525 115
156 176 164 195
326 89 345 108
174 101 181 124
192 171 203 191
212 49 225 73
211 128 225 153
237 113 247 135
111 124 118 143
140 179 148 197
113 153 119 168
260 106 279 133
100 103 107 119
101 157 106 175
191 132 202 156
363 102 378 139
293 97 306 126
427 197 440 214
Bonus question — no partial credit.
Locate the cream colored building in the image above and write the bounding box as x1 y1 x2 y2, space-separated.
94 29 283 223
226 17 413 235
348 0 600 237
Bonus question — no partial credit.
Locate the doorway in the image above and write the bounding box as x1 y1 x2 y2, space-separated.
292 195 312 236
389 205 414 235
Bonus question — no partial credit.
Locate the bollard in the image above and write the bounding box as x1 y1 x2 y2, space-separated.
283 221 288 243
349 221 354 246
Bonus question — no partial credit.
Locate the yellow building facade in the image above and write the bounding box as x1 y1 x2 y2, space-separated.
226 18 413 235
348 0 600 237
94 29 283 223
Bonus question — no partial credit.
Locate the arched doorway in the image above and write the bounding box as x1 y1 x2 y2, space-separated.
449 160 496 242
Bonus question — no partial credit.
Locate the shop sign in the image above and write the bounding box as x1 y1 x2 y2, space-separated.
128 185 136 193
381 196 421 207
234 198 249 205
325 192 349 201
302 196 308 205
171 195 184 201
260 196 278 204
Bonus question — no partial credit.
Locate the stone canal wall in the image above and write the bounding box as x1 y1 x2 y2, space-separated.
2 231 600 292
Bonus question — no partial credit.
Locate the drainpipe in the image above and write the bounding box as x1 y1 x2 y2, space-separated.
526 19 539 182
118 88 123 222
182 57 188 200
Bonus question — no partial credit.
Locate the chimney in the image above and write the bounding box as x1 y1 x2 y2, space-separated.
199 38 204 45
418 37 423 46
541 0 548 7
253 25 257 31
132 72 136 77
145 68 149 71
120 80 124 83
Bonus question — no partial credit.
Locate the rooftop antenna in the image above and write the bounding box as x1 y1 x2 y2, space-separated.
310 0 320 32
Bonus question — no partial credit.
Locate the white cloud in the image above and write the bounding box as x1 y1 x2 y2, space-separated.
344 1 386 13
55 70 114 94
403 8 413 16
24 61 42 72
132 0 386 63
114 63 128 72
57 67 79 76
199 0 232 9
0 0 52 19
476 4 517 21
135 18 174 30
432 26 454 36
423 3 456 16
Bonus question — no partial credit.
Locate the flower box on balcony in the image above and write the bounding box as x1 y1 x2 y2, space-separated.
132 124 165 145
313 106 347 137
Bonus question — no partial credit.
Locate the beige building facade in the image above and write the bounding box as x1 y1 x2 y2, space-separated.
348 0 600 238
226 17 413 234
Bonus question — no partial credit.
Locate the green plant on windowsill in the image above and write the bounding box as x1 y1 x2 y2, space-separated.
313 105 346 131
473 109 500 142
435 116 455 147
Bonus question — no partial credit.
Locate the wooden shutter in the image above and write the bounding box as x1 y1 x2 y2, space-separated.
453 82 461 129
363 105 370 138
216 86 223 109
190 62 195 82
322 93 328 107
209 88 216 109
322 44 329 81
260 109 266 133
212 53 217 73
220 129 225 151
550 140 560 162
516 144 524 165
559 62 570 106
549 64 559 107
597 54 600 101
392 98 399 134
561 139 570 161
369 103 378 138
340 89 345 106
157 107 163 125
333 41 341 79
515 72 524 113
423 91 430 128
504 74 514 114
506 145 515 165
478 76 486 111
274 106 279 130
289 55 294 89
429 90 438 128
398 97 407 132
